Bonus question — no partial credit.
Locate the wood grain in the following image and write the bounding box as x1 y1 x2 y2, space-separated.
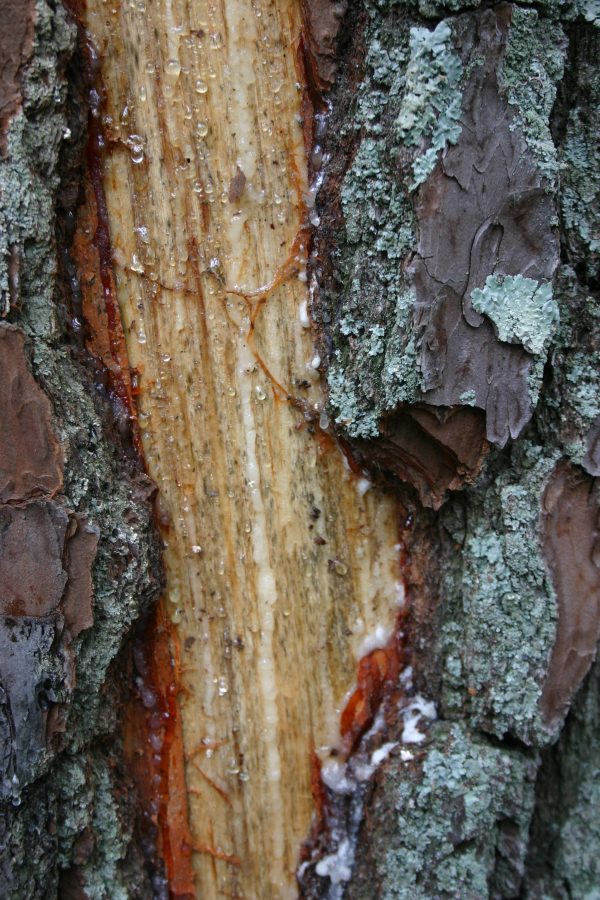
82 1 404 895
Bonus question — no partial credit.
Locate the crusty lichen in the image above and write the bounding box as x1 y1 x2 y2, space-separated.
500 7 565 183
394 20 463 189
0 3 72 332
438 442 560 744
322 8 420 439
327 289 421 438
347 723 539 900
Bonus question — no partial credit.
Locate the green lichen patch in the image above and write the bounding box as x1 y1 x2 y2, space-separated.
470 275 559 355
320 6 422 441
395 21 463 189
0 1 73 334
327 288 422 438
347 723 539 899
501 7 566 184
438 442 560 744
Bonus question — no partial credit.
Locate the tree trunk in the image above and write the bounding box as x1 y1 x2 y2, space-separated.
0 0 598 898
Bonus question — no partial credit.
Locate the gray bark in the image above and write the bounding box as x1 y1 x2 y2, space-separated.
0 3 163 896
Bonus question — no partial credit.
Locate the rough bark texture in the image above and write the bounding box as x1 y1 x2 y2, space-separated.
0 2 163 896
0 0 598 898
302 0 600 895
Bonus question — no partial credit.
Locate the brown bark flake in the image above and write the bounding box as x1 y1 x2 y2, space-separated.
414 7 558 448
0 324 63 503
0 0 35 156
541 462 600 727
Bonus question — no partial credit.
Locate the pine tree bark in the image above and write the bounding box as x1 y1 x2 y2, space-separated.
0 0 598 898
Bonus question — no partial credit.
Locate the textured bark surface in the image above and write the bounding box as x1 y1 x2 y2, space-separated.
0 3 163 896
302 0 600 895
0 0 598 898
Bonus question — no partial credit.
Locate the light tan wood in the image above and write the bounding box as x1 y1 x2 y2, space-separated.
83 0 403 895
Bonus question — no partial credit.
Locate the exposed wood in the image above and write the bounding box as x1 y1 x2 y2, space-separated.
80 1 404 895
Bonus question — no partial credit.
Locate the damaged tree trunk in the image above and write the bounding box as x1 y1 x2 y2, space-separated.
0 0 599 898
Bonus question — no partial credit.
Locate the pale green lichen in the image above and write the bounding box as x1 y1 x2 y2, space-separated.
347 723 539 899
439 442 560 744
501 8 565 183
395 20 463 189
328 365 381 438
0 3 73 333
382 290 422 408
327 288 422 438
323 8 421 440
577 0 600 23
470 275 559 355
76 762 133 900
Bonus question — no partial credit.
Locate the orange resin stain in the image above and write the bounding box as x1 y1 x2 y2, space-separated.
64 2 139 438
339 631 407 758
126 601 196 899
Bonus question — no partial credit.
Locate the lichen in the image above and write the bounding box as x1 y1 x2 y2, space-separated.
347 723 539 900
470 275 559 355
438 443 560 744
395 21 463 189
328 365 381 438
319 6 419 441
459 389 477 406
0 3 73 332
73 761 133 900
500 7 565 184
327 288 422 438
